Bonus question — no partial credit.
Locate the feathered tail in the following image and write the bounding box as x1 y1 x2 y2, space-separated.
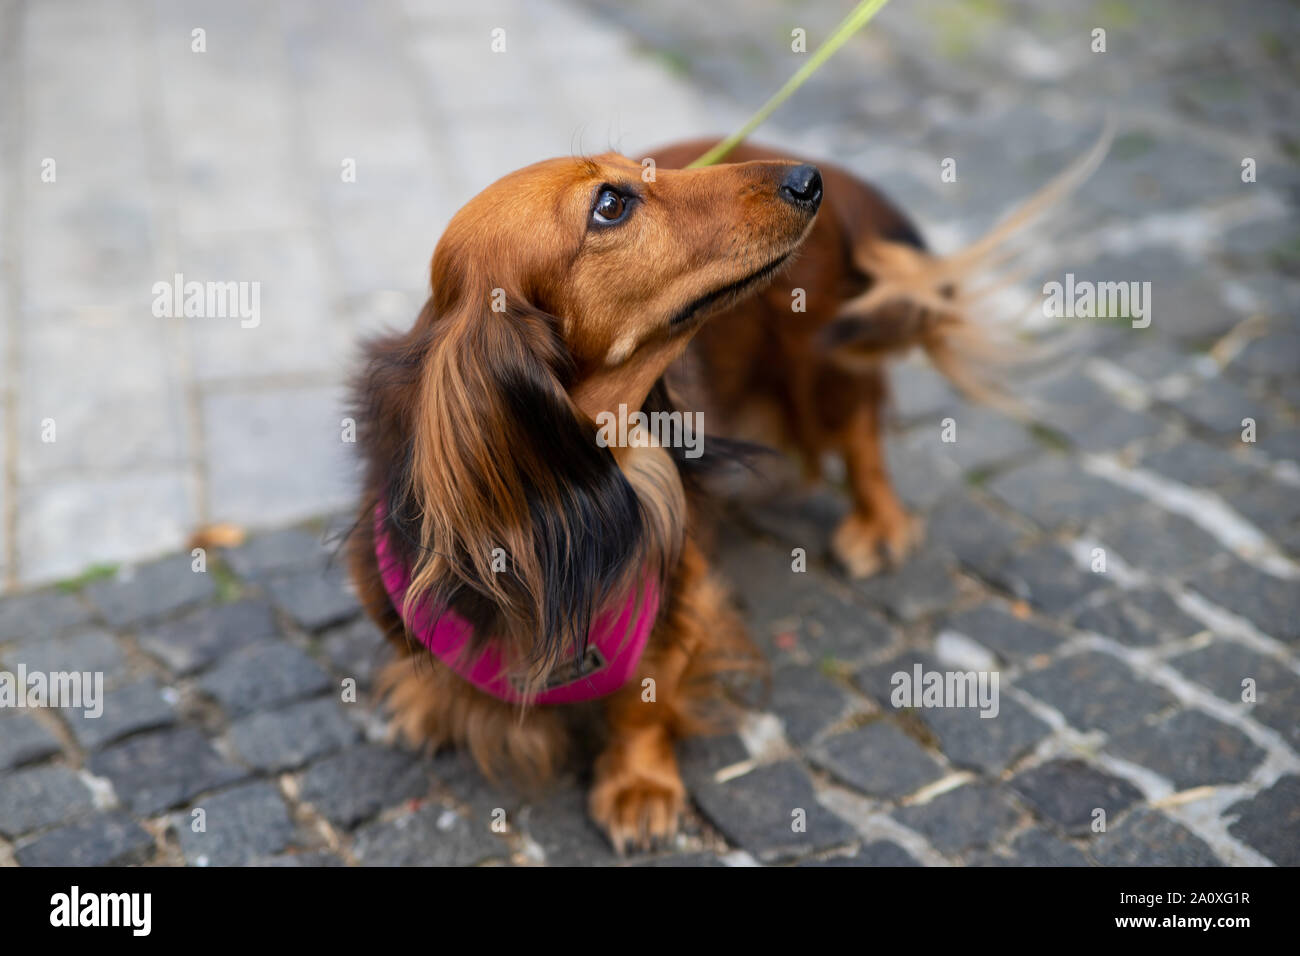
819 123 1114 414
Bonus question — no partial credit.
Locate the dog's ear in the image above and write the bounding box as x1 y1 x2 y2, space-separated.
395 288 646 674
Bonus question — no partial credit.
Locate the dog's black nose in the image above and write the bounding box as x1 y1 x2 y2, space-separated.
779 164 822 210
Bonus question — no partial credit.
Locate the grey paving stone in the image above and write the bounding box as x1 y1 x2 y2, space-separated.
63 678 177 750
201 385 360 529
891 783 1023 857
227 696 360 772
1092 808 1222 866
0 764 96 837
15 811 155 867
944 602 1063 663
677 732 749 792
87 727 249 816
1024 370 1117 434
1109 341 1193 381
84 555 217 628
138 599 280 676
741 488 843 552
721 536 895 665
990 541 1109 614
1166 377 1272 437
4 628 126 683
523 784 621 867
1225 774 1300 867
885 433 964 510
1017 651 1178 735
1223 475 1300 533
264 564 360 631
799 841 921 867
1064 249 1236 342
1010 759 1144 836
926 406 1038 472
223 526 331 578
1168 639 1297 709
1106 710 1267 790
856 650 943 712
177 780 297 867
1230 328 1300 380
251 851 347 867
297 744 432 828
632 851 728 867
1089 507 1222 576
1072 588 1206 645
1075 132 1239 219
768 665 854 746
1072 407 1167 454
1138 438 1261 490
0 589 94 641
891 364 958 423
1278 520 1300 559
354 803 508 866
852 550 959 622
811 721 944 799
197 642 331 717
994 827 1092 866
925 495 1024 582
0 713 62 770
316 615 385 688
1188 557 1299 643
429 750 523 834
691 760 857 863
987 457 1142 530
918 693 1052 776
1254 426 1300 468
718 534 816 627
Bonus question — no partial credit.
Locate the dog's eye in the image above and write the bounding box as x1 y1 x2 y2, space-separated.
592 188 628 225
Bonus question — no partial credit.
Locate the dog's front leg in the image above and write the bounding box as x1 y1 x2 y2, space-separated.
589 679 686 855
590 538 756 854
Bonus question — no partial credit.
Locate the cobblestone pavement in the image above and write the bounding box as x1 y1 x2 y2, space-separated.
2 0 1299 865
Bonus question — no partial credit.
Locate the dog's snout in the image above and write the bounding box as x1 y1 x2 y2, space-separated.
779 164 823 211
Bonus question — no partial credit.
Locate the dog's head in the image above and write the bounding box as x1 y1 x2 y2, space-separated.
360 150 821 685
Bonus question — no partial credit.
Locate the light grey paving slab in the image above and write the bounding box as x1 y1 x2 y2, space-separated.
202 386 359 527
16 471 196 586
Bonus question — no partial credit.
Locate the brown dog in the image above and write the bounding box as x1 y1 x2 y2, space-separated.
347 135 1080 850
349 150 822 851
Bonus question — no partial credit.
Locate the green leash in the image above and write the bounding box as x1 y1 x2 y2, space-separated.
688 0 894 168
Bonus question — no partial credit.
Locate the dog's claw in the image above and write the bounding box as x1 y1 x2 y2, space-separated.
832 511 925 579
590 775 684 856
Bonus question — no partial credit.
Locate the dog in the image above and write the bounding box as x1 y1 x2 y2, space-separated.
348 137 1094 851
348 150 823 852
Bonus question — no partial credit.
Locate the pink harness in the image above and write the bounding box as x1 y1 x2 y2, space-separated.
374 506 657 704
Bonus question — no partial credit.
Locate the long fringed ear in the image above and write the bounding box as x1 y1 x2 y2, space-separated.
398 291 646 678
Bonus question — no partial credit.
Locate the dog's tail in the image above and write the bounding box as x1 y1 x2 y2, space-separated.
818 124 1113 415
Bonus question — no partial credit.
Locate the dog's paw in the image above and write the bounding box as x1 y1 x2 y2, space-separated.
589 771 685 856
832 511 925 578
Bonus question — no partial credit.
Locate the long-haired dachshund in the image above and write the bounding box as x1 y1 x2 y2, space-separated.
348 137 1091 851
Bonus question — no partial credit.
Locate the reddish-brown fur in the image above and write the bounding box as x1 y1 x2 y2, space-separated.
347 133 1032 851
349 130 1096 851
349 150 820 852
